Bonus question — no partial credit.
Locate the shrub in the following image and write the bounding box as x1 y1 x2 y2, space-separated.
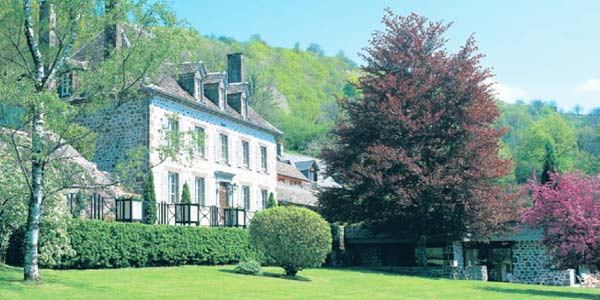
249 206 332 276
5 219 261 269
5 195 74 268
181 182 191 204
234 260 261 275
267 192 277 208
142 171 157 224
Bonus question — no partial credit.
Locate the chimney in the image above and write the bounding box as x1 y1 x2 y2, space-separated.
227 53 244 83
277 141 283 157
104 0 124 59
39 1 57 48
40 1 57 90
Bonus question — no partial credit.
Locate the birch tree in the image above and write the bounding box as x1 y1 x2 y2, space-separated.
0 0 179 282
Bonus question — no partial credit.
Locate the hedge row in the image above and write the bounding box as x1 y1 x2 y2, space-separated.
8 219 261 269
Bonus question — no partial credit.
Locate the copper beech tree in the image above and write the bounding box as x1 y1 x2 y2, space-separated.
319 11 517 265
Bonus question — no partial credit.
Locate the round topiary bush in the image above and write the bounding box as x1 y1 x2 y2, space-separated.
249 206 332 276
234 260 262 275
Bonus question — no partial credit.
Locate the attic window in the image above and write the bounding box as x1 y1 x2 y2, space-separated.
177 73 196 98
59 72 72 97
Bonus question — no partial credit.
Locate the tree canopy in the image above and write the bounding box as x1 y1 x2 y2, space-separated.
524 172 600 271
319 11 517 247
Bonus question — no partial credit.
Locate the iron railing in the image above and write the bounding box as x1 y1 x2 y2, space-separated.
67 193 111 220
157 202 254 228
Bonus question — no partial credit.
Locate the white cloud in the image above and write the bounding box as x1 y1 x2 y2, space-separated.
490 81 527 103
575 78 600 93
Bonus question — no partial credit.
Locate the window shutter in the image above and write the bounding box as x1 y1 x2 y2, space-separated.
248 142 253 170
255 145 260 171
215 133 220 162
162 171 168 204
70 71 77 91
238 140 243 167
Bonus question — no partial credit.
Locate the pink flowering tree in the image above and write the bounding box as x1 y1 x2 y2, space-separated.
523 171 600 271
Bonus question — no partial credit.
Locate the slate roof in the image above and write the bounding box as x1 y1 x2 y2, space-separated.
0 127 125 199
70 28 283 136
276 184 318 208
203 72 227 84
277 160 310 181
280 152 340 188
490 226 542 242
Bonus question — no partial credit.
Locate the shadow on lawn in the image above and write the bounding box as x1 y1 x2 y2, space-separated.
478 286 600 300
218 269 311 282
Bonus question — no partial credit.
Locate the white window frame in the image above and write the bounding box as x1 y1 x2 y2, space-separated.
261 189 268 209
167 118 179 147
195 177 205 205
194 126 205 158
242 140 250 168
168 172 179 204
242 185 251 210
260 146 268 172
59 73 71 97
220 134 229 163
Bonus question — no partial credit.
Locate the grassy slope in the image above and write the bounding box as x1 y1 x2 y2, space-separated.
1 265 599 300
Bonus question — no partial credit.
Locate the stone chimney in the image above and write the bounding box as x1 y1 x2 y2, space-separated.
39 1 57 48
277 140 283 157
104 0 124 59
40 1 57 90
227 53 244 83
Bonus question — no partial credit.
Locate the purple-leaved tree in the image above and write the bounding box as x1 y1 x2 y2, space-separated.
524 172 600 271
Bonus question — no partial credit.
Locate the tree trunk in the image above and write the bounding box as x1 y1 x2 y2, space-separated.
23 111 44 282
415 235 428 267
284 266 298 277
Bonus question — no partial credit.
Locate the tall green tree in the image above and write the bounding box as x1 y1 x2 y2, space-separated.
267 192 277 208
142 171 156 224
319 11 516 265
514 114 577 182
540 142 556 185
181 182 191 204
0 0 178 281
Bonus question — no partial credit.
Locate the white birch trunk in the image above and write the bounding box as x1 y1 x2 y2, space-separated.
24 110 44 282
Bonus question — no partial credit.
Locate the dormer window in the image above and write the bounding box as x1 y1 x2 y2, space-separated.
177 73 197 99
59 72 72 97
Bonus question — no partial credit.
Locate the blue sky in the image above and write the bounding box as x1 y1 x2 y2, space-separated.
172 0 600 113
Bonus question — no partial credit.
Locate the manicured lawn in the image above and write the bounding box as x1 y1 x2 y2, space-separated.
1 264 599 300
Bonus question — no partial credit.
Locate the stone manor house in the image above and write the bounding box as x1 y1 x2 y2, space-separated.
61 22 282 227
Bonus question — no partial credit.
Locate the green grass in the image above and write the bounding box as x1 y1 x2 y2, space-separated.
1 264 599 300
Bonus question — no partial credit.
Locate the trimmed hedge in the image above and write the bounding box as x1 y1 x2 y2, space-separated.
7 219 261 269
65 220 260 269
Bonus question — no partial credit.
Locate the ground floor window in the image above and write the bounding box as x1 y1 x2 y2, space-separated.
261 189 268 208
168 172 179 203
242 186 250 210
195 177 205 205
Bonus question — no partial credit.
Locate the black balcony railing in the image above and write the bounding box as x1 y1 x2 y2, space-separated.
156 203 253 228
67 193 111 220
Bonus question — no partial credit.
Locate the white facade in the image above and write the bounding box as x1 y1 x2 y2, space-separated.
148 96 277 215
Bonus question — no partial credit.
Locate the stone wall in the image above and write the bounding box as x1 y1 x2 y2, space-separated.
372 266 488 281
510 240 575 286
81 99 149 176
353 245 383 266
